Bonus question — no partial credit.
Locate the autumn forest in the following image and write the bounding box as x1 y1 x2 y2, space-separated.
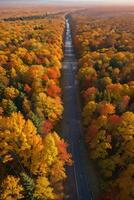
0 2 134 200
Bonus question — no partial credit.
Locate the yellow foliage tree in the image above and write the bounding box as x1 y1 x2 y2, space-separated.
0 176 23 200
82 101 97 125
35 92 63 122
4 87 19 99
43 133 58 166
0 112 46 175
34 176 54 200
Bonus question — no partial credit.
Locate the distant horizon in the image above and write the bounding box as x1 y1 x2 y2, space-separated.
1 0 134 6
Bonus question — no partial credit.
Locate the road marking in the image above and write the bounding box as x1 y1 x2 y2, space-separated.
64 85 73 89
62 18 94 200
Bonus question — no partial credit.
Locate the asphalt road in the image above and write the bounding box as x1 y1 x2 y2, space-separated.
61 18 100 200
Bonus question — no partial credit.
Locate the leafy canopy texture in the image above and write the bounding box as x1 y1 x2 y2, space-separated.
71 13 134 200
0 112 71 200
0 16 72 199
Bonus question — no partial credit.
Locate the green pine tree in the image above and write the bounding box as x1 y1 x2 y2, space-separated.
20 173 37 200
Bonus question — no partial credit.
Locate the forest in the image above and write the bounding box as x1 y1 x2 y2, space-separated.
0 3 134 200
0 16 72 200
71 12 134 200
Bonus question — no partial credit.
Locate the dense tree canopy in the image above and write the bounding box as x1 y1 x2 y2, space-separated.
0 16 72 200
71 13 134 200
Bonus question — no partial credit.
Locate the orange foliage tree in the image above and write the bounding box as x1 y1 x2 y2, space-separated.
71 12 134 200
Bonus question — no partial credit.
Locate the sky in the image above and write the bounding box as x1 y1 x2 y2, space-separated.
0 0 134 5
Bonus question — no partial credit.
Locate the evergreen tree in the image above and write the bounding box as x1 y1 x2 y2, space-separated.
20 173 37 200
